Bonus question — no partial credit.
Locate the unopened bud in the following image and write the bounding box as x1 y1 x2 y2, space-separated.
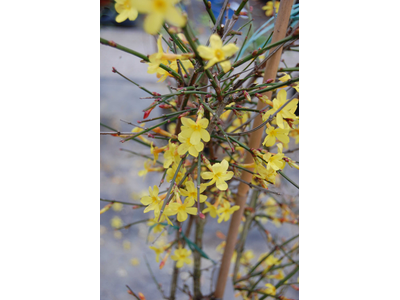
265 78 274 84
178 111 190 118
112 67 117 73
243 90 251 102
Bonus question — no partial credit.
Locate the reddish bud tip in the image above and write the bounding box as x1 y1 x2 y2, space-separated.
109 40 117 47
199 212 205 219
147 133 155 138
252 50 258 56
112 67 117 73
265 78 274 84
137 120 141 123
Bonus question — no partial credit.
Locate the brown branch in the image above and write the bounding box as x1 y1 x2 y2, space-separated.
213 1 294 298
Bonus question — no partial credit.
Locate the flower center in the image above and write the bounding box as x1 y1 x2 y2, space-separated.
214 49 224 60
153 0 168 12
123 0 131 9
214 172 222 180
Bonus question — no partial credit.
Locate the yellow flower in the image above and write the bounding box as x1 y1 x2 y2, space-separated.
178 134 204 157
179 116 210 146
263 152 285 172
267 269 285 280
262 89 298 129
163 140 180 168
166 161 186 183
149 244 165 262
202 201 218 218
115 0 139 23
138 159 163 177
217 201 240 223
264 254 280 267
263 283 276 296
201 159 234 191
148 35 194 82
180 181 207 203
240 250 255 264
168 197 198 222
263 124 290 147
135 0 186 35
140 185 162 215
150 142 165 163
132 124 152 144
147 218 166 233
265 197 279 217
197 34 239 72
262 1 280 17
170 246 192 268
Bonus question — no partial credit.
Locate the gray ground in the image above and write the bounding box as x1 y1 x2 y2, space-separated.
101 25 299 300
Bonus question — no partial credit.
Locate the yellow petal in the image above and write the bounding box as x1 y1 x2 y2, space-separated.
198 118 209 128
201 172 214 179
197 46 214 60
133 0 152 13
210 34 222 50
200 129 210 142
144 12 164 35
116 10 129 23
181 117 195 127
222 44 239 57
204 58 218 70
165 6 186 28
128 9 138 21
219 60 231 73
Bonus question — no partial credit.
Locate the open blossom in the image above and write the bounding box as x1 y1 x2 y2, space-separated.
263 124 290 147
217 201 240 223
149 243 166 262
170 246 192 268
147 35 194 82
168 197 198 222
177 134 204 157
263 283 276 296
166 162 186 183
138 159 163 177
197 34 239 72
135 0 186 35
179 116 210 146
180 181 207 203
201 159 234 191
262 1 280 17
163 140 180 168
140 185 162 215
262 89 298 129
263 152 285 171
115 0 138 23
202 201 218 218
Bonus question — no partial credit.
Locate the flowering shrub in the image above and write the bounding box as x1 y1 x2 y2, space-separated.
101 0 299 299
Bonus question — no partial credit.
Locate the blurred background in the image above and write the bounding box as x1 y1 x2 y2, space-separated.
100 1 299 299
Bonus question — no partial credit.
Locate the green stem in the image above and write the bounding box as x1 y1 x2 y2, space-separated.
100 37 184 84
